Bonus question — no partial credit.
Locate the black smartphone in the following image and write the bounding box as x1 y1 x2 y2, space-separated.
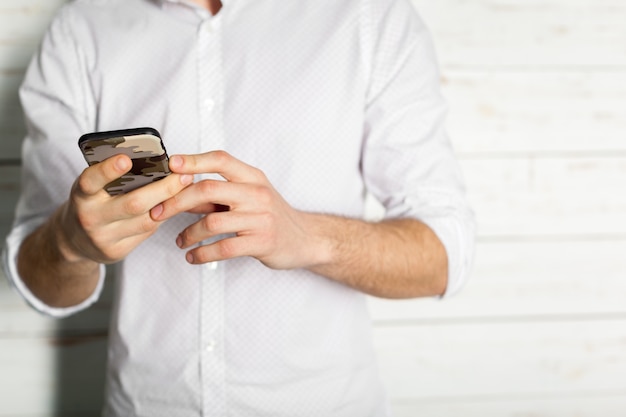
78 127 171 196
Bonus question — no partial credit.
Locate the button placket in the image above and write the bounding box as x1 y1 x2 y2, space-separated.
196 13 226 416
205 339 216 352
204 98 216 113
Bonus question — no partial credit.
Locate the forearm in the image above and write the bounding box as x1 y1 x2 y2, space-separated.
305 215 448 299
17 204 101 308
157 152 451 296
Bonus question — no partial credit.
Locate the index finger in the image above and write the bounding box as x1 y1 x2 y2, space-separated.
169 151 266 184
75 154 132 196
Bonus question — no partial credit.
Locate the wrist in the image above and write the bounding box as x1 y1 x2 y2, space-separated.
49 203 91 264
300 212 351 272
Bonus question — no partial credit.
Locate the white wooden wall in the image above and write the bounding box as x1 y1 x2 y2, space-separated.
1 0 625 415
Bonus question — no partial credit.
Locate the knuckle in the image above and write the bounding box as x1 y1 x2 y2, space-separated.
75 209 96 231
166 196 181 214
198 180 220 195
250 167 267 183
75 172 93 195
139 216 158 234
217 239 237 259
123 196 146 216
163 188 185 213
204 214 222 232
165 176 182 196
179 229 194 247
191 249 209 264
178 229 189 245
140 218 158 234
253 185 273 205
160 194 179 216
212 150 230 166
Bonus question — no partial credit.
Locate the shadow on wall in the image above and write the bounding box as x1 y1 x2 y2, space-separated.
0 71 26 165
51 272 113 416
0 2 109 415
0 94 110 417
0 113 109 417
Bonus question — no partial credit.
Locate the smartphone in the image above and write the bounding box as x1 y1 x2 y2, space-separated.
78 127 171 196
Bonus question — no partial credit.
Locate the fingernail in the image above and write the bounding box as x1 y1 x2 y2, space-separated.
176 235 183 248
180 174 193 185
170 155 183 170
116 156 130 171
186 252 194 263
150 204 163 219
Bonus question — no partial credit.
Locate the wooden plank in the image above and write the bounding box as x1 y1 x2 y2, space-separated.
368 239 626 322
6 149 626 242
0 166 20 239
0 337 56 413
3 10 624 158
0 1 66 42
0 74 26 160
4 70 626 159
4 236 626 333
390 394 626 417
373 320 626 400
0 1 66 74
3 0 617 70
0 164 113 335
0 273 113 336
444 70 626 154
370 156 626 237
0 1 65 159
464 156 626 237
8 154 626 240
0 335 106 416
411 0 626 68
0 44 36 74
5 157 626 322
2 322 626 416
0 0 66 14
0 123 24 161
5 236 625 330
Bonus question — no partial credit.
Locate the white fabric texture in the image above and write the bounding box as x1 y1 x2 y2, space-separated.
2 0 475 415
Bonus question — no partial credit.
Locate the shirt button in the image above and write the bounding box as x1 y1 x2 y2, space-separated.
204 98 215 113
206 340 216 352
202 21 214 34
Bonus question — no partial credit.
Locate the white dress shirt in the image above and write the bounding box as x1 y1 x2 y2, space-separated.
2 0 475 415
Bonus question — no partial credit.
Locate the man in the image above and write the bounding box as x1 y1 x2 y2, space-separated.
3 0 475 415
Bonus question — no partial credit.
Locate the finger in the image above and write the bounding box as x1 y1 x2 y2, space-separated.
110 210 163 238
75 154 132 196
77 216 159 264
108 172 194 221
184 235 257 264
169 151 267 184
152 179 256 221
176 211 264 249
99 230 157 263
185 203 229 215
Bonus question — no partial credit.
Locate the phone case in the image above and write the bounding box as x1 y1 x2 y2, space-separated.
78 127 171 195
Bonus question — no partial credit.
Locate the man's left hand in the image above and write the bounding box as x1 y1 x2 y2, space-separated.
151 151 323 270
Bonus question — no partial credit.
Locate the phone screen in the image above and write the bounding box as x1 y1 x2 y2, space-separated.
78 127 171 195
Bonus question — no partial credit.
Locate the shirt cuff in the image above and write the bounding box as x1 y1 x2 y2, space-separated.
417 212 476 298
2 217 106 318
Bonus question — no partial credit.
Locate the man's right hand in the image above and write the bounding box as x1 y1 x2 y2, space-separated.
16 153 192 308
57 153 194 264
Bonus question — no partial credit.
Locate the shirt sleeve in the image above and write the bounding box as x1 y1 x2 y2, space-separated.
1 5 104 317
361 0 476 297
